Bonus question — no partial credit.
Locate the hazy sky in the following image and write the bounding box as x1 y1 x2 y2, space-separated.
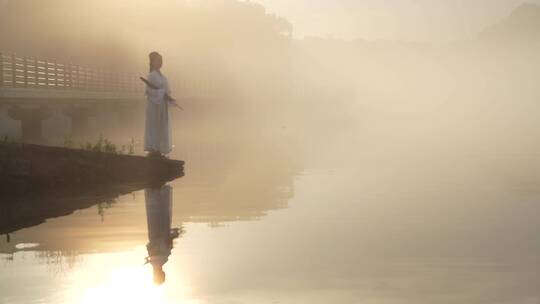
254 0 540 41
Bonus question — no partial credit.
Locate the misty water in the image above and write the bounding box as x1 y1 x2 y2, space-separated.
1 102 540 304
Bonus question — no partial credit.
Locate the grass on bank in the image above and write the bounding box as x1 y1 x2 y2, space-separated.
65 135 136 155
1 135 136 155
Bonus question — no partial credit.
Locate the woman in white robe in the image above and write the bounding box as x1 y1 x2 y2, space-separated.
145 52 172 157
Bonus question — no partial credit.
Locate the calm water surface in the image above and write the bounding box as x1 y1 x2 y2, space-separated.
1 119 540 304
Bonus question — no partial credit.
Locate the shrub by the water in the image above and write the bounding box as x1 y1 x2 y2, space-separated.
64 135 136 155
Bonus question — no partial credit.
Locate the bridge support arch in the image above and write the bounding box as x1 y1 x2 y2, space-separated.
64 106 97 139
7 105 50 144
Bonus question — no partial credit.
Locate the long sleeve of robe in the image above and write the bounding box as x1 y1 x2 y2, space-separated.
144 70 172 154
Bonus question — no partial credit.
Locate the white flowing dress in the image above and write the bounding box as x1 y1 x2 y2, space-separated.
144 70 172 154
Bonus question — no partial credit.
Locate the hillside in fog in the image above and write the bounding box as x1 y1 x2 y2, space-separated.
294 3 540 110
480 3 540 41
0 0 292 66
287 3 540 162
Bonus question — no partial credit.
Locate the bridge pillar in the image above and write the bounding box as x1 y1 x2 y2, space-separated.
0 105 21 140
64 106 96 138
7 106 50 144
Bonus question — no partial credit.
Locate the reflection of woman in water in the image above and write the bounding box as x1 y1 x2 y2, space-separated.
144 184 181 285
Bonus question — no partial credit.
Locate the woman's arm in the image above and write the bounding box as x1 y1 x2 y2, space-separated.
145 73 166 105
163 76 183 109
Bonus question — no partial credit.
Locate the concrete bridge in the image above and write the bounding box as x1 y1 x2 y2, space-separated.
0 52 145 144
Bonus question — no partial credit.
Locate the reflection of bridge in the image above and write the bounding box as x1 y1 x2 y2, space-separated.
0 52 143 143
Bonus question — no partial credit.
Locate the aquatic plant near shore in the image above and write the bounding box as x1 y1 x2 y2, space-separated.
63 135 74 149
67 135 136 155
80 135 118 154
128 138 135 155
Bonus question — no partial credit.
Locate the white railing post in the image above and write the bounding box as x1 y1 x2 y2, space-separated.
23 56 28 87
0 52 3 87
11 54 16 87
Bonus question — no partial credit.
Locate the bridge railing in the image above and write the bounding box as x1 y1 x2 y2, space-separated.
0 53 140 93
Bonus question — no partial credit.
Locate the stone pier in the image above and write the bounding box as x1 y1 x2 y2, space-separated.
7 106 50 143
64 106 97 138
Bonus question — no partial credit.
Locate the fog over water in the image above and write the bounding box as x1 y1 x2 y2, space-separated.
1 1 540 303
